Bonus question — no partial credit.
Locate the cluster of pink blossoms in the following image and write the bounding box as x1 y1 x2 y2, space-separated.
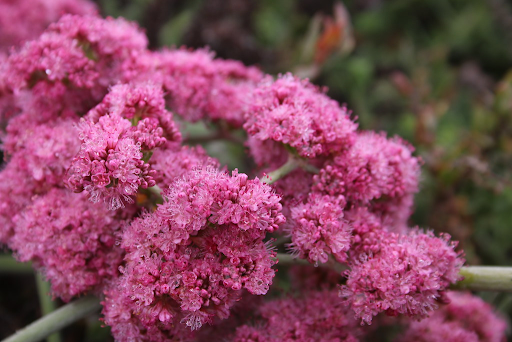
0 6 507 342
397 291 507 342
102 168 284 340
0 0 96 53
67 82 181 209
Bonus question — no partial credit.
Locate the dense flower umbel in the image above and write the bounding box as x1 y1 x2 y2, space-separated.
340 229 464 325
67 114 163 209
102 168 285 341
396 291 507 342
244 73 357 161
11 188 131 301
86 82 181 140
1 14 147 93
312 131 420 204
0 118 80 244
156 48 264 126
151 143 219 189
0 0 97 53
288 193 351 264
67 82 181 209
230 290 361 342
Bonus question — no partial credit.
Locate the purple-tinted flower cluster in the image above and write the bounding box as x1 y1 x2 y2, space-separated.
0 118 80 243
340 229 463 324
396 291 507 342
0 6 491 342
230 290 361 342
313 132 420 204
244 73 357 165
289 194 351 264
10 189 132 301
0 0 97 53
102 168 284 341
151 143 219 189
280 132 421 273
67 82 181 209
156 48 264 127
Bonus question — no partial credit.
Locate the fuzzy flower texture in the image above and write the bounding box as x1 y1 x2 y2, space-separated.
0 6 504 342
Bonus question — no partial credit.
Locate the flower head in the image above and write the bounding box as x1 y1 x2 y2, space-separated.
341 229 464 324
11 188 131 301
288 193 351 264
244 73 357 159
102 168 285 340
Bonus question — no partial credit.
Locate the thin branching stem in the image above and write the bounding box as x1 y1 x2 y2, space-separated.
263 155 319 185
1 295 101 342
276 253 512 292
35 274 61 342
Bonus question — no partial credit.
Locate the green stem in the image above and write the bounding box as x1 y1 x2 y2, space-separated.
276 253 512 293
147 184 163 197
451 266 512 292
263 155 319 185
276 252 310 267
276 253 347 273
2 295 101 342
0 255 33 273
35 274 61 342
263 157 299 185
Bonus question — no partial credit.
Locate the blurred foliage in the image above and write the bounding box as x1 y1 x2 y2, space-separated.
4 0 509 339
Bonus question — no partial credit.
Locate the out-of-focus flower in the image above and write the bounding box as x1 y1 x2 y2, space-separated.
395 291 507 342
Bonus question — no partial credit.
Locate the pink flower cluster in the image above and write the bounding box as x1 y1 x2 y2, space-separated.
0 7 498 342
102 168 284 341
340 229 463 324
0 0 97 53
156 49 264 126
289 194 351 264
283 131 421 269
10 189 132 301
244 73 357 162
151 143 219 188
396 291 507 342
230 290 361 342
67 82 181 209
313 132 420 204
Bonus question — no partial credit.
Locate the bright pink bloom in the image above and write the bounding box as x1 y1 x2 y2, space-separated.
67 114 165 209
396 291 507 342
244 73 357 159
4 118 80 182
86 82 181 141
2 14 147 92
340 229 464 324
159 168 285 239
0 118 81 244
11 188 130 301
313 131 420 204
102 168 285 340
0 162 44 245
